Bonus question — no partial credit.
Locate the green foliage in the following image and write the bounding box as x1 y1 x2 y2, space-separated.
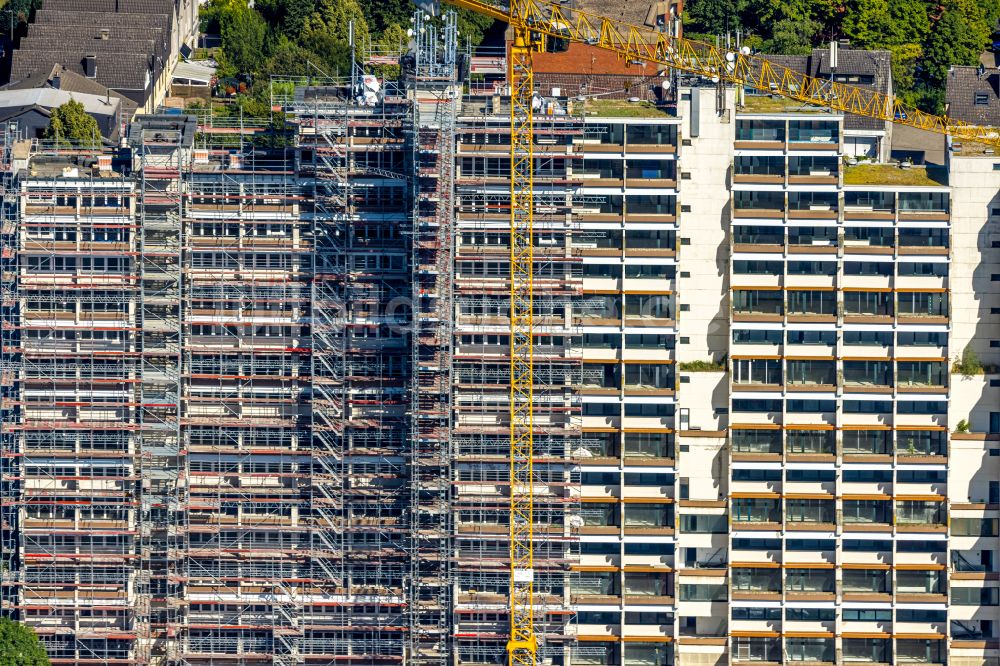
0 0 41 29
45 100 101 147
678 360 726 372
953 346 984 376
0 618 49 666
455 8 497 49
924 0 990 85
683 0 993 113
303 0 371 48
219 1 268 74
265 36 327 76
956 419 971 433
255 0 316 37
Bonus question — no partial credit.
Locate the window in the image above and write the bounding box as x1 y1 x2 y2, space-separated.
624 542 673 555
732 538 781 550
976 92 990 105
732 468 781 481
785 539 835 551
679 583 726 601
844 609 892 621
843 539 891 551
897 469 946 483
786 607 836 621
733 607 781 620
680 514 727 533
952 587 1000 606
897 609 945 622
732 328 782 345
896 540 945 553
785 468 835 482
952 518 998 537
843 469 892 483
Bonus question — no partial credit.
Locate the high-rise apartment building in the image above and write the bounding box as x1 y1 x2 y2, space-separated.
1 23 1000 666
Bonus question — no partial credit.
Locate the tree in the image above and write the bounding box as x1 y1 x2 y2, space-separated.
255 0 316 37
682 0 747 38
265 37 327 76
923 0 990 85
455 8 496 48
219 1 268 74
0 618 49 666
303 0 370 50
45 100 101 147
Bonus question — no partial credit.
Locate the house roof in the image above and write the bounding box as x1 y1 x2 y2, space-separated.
7 0 176 101
760 48 891 132
945 65 1000 127
38 0 177 15
10 50 154 92
0 88 121 137
4 64 138 117
31 8 172 32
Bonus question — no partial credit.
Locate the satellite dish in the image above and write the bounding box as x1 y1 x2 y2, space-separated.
740 45 751 56
711 75 720 83
407 28 414 37
726 52 735 62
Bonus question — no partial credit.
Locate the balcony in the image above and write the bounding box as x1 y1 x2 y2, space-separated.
788 156 838 185
786 290 837 322
785 360 836 391
788 192 838 219
895 500 947 533
844 191 895 221
735 119 785 149
733 191 784 219
732 289 783 322
733 228 784 253
731 429 781 460
843 361 893 392
896 361 948 392
844 226 894 255
734 155 784 185
732 497 781 529
787 120 839 150
787 226 837 253
842 430 892 458
844 291 893 323
842 500 893 531
731 568 781 600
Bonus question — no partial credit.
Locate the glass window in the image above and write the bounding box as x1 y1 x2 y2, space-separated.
843 430 891 455
786 638 834 662
732 429 781 454
732 328 783 345
679 513 727 533
842 568 889 593
732 498 781 523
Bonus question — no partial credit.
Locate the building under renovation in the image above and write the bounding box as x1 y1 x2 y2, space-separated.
2 10 1000 666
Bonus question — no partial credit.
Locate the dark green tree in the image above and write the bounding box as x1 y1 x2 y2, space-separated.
0 618 50 666
219 1 268 74
45 100 101 147
923 0 990 85
265 36 327 76
0 0 42 33
682 0 746 38
255 0 316 37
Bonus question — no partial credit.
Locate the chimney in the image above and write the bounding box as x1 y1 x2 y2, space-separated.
97 155 112 172
84 55 97 78
99 28 110 40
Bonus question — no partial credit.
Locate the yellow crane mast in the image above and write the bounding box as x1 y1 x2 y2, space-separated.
418 0 1000 664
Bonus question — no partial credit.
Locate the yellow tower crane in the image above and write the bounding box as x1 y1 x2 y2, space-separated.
416 0 1000 663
